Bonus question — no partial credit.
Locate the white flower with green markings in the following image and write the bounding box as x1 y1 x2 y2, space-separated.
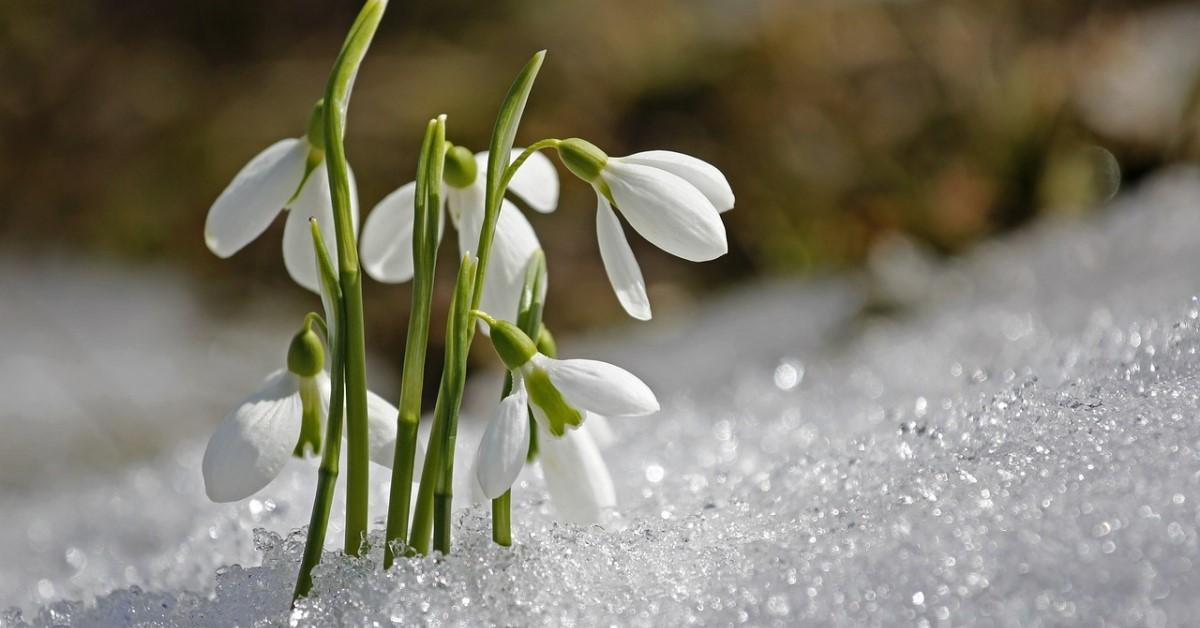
471 312 658 522
201 326 406 503
555 138 734 320
359 146 558 324
204 100 359 293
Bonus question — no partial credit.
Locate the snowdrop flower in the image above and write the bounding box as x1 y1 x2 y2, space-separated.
537 418 615 524
468 409 616 524
555 138 734 320
359 145 558 323
204 100 359 293
201 327 403 502
471 313 657 518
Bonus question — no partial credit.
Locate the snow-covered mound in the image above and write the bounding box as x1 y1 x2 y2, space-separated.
4 169 1200 626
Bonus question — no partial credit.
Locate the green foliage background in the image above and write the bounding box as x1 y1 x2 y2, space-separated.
1 0 1196 351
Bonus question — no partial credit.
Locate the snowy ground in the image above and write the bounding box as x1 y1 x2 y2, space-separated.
3 168 1200 626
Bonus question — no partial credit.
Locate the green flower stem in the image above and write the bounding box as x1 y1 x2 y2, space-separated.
294 221 346 602
411 51 546 554
322 0 386 556
293 329 344 600
492 250 547 546
301 311 329 340
384 116 446 567
501 139 561 192
407 396 443 554
491 491 513 545
409 256 475 555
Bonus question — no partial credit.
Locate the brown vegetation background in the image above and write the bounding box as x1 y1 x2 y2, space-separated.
2 0 1198 364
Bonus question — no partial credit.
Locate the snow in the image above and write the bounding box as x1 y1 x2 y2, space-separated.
4 168 1200 626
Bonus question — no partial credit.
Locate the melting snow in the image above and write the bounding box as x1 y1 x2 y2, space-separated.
4 168 1200 626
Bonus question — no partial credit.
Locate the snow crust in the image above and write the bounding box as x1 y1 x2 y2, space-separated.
4 169 1200 626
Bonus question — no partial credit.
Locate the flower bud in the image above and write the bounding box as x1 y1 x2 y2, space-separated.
484 317 538 370
557 138 608 184
287 327 325 377
536 325 557 357
443 145 478 189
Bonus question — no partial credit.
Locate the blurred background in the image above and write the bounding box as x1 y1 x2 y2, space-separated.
3 0 1200 483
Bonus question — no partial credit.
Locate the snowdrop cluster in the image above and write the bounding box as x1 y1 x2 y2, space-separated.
198 0 732 601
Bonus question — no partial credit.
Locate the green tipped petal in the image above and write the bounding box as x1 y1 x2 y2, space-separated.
294 375 324 457
525 366 583 436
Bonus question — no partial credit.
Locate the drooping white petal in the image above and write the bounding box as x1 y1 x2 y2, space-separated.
595 195 651 320
446 182 484 233
602 161 727 262
498 148 559 213
283 163 361 293
466 457 489 504
360 182 417 282
486 202 543 324
538 425 615 524
582 413 616 449
282 199 328 294
202 369 303 502
205 138 308 258
474 380 531 499
532 354 659 417
621 150 734 212
366 388 408 469
457 198 542 325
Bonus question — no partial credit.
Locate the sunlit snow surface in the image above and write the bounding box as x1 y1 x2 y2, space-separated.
5 169 1200 626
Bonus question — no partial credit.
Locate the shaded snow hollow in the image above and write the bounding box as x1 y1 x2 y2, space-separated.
5 168 1200 626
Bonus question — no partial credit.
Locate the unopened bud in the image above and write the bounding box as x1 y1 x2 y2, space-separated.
557 138 608 184
443 145 478 188
287 327 325 377
476 311 537 370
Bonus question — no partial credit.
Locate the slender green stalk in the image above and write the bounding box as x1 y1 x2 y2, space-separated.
322 0 387 556
491 492 512 545
411 51 547 554
384 116 446 567
407 388 444 554
436 258 476 554
491 251 547 546
410 257 475 554
294 221 346 602
501 139 561 192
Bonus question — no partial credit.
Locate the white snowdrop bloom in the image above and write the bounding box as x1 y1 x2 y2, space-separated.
557 139 734 320
472 377 532 499
360 146 558 324
471 315 657 505
202 331 407 502
204 101 360 293
581 413 616 449
470 378 620 524
538 420 615 524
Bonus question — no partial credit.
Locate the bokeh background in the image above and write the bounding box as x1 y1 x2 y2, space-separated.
3 0 1200 479
5 0 1200 330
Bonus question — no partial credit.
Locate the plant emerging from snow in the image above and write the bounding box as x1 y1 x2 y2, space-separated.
200 0 733 601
